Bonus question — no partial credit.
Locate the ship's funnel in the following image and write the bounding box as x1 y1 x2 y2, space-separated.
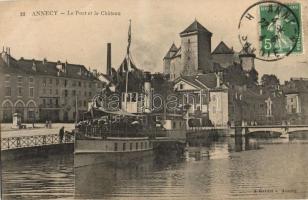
106 43 111 76
144 72 152 113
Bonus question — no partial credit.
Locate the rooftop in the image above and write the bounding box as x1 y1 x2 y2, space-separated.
164 43 179 59
212 41 234 54
175 73 225 90
180 20 212 36
0 51 98 80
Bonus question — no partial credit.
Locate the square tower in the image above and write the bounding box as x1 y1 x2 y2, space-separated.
180 20 212 75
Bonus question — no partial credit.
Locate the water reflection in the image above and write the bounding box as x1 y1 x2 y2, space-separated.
74 157 156 199
185 136 261 161
2 135 308 200
2 154 74 200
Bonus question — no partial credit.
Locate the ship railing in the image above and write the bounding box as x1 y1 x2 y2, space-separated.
75 125 168 140
1 134 74 150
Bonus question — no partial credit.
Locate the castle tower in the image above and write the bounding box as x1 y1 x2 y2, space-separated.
163 43 178 75
239 42 256 71
180 20 212 75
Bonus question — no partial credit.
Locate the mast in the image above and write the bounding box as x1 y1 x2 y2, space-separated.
124 20 131 111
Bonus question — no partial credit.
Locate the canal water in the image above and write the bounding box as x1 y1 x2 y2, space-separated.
2 136 308 200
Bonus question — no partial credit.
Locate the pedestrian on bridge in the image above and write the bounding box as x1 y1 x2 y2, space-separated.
59 127 65 143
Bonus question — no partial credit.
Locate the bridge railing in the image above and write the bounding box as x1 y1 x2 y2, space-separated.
230 125 308 128
1 134 74 150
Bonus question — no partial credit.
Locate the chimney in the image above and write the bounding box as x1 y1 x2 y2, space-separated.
43 58 47 65
93 69 98 77
64 61 68 74
216 72 221 88
32 59 36 71
6 47 10 67
107 43 112 76
144 71 152 113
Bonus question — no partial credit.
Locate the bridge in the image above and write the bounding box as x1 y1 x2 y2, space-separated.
1 133 74 150
1 133 74 161
230 125 308 137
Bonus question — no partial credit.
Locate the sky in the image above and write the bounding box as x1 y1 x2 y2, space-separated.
0 0 307 82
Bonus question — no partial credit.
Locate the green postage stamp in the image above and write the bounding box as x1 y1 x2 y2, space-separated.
259 2 303 57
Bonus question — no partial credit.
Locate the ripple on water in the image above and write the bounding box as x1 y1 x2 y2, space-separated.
2 138 308 200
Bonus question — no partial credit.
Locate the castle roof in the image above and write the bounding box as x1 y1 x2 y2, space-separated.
164 43 178 59
174 47 181 57
212 41 234 54
180 20 212 36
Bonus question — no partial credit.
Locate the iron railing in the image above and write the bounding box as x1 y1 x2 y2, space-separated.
1 134 74 150
76 125 169 139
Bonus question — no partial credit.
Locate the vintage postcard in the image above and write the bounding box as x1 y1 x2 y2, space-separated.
0 0 308 199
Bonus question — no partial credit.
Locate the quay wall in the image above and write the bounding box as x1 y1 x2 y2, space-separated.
187 128 231 138
1 143 74 161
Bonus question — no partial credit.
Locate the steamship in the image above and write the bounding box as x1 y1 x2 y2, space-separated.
74 79 155 167
74 71 186 167
74 21 186 167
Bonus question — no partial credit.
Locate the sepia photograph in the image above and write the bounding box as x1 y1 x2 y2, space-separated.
0 0 308 199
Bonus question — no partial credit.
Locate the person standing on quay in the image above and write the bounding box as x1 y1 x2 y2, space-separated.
59 127 65 143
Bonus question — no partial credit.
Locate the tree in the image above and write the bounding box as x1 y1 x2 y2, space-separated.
223 63 247 86
261 74 280 89
247 68 259 86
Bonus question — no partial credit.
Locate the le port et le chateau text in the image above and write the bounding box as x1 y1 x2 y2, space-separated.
20 10 121 17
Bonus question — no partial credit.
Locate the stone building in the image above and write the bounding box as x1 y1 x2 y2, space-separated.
173 73 228 126
0 48 104 123
228 85 286 125
163 20 255 80
283 78 308 124
163 20 213 80
180 20 213 75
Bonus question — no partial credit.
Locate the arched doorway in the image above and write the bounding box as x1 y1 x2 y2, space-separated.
27 101 36 123
2 101 13 122
15 101 25 122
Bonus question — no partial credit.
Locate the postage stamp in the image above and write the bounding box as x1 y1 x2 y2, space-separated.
259 2 302 56
238 0 303 61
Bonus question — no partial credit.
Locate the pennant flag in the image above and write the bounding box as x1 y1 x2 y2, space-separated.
127 19 131 54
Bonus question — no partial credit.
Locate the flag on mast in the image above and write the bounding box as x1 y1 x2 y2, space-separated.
127 19 131 54
124 20 131 111
118 19 138 74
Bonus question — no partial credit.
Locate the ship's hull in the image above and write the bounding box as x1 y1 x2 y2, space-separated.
74 137 153 167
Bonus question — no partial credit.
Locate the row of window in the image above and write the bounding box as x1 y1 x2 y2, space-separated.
5 87 34 97
41 98 88 107
42 98 59 107
5 75 103 89
5 76 34 83
41 88 92 97
63 90 92 97
5 86 92 100
42 78 101 88
114 141 151 152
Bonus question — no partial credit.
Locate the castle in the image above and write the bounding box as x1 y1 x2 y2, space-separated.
163 20 256 80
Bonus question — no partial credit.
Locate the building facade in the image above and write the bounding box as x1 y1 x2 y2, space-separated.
283 78 308 124
0 48 104 123
173 73 228 126
228 85 286 125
